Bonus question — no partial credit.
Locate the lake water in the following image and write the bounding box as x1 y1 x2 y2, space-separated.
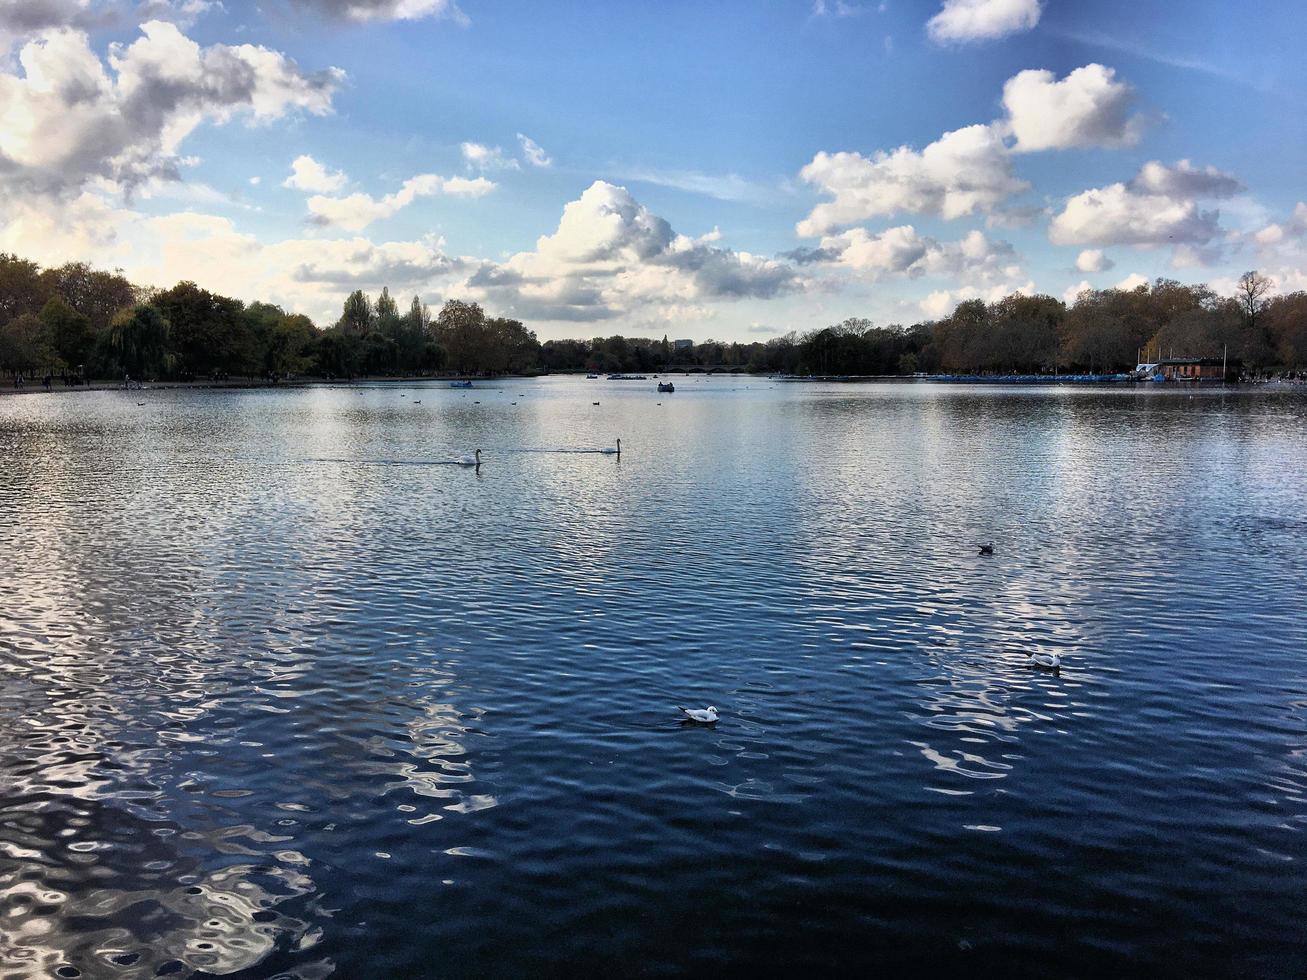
2 377 1306 977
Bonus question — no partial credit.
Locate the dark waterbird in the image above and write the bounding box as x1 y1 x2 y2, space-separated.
977 541 994 556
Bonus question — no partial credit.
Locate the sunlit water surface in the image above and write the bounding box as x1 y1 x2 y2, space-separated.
2 378 1306 977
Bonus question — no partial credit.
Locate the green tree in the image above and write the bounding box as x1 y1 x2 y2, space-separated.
0 312 58 376
39 296 94 371
338 290 373 336
435 299 488 374
110 306 171 379
0 253 50 324
153 281 254 377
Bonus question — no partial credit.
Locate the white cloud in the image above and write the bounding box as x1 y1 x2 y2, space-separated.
0 187 465 320
0 22 342 200
135 0 220 28
1075 248 1113 272
1115 272 1148 290
1049 160 1242 248
616 167 778 204
291 0 467 24
461 141 519 172
516 132 551 168
1128 159 1242 199
927 0 1040 44
1002 64 1144 152
799 225 1018 283
797 123 1026 235
1063 279 1093 304
920 278 1033 317
464 180 800 322
307 173 495 230
248 175 261 185
1254 202 1307 248
282 154 347 192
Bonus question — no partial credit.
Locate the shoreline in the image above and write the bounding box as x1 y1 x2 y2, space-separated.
4 373 1304 397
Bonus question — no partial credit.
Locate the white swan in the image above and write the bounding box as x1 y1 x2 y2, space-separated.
599 438 621 456
457 449 482 467
1026 653 1061 670
679 706 718 723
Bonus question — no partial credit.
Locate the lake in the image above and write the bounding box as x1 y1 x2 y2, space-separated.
2 377 1306 977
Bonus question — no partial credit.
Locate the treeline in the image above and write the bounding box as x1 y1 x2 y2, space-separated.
0 253 541 382
544 273 1307 376
2 251 1305 382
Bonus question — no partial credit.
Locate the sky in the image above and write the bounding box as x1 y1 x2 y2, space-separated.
1 0 1305 341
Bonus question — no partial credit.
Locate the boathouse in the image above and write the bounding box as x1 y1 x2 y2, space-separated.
1155 357 1237 381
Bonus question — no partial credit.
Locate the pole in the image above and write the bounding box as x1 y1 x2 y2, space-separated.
1223 344 1227 385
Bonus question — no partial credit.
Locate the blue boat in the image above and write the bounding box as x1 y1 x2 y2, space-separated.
449 380 473 389
657 382 675 393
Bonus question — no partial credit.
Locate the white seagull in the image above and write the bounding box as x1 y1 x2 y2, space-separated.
679 705 718 723
1026 653 1061 670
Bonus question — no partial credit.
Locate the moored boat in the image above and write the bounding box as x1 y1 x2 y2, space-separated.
657 382 675 392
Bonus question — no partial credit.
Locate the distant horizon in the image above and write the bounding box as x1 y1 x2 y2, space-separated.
1 0 1305 342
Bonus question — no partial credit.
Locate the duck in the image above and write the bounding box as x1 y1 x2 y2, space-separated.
679 706 718 724
599 438 621 456
1026 653 1061 671
977 541 994 556
592 401 600 406
457 449 482 467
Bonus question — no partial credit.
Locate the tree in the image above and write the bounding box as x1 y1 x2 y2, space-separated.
110 306 171 379
338 290 373 336
1237 270 1272 331
0 253 50 324
40 296 94 371
42 262 137 332
153 281 254 377
0 313 58 376
434 299 488 374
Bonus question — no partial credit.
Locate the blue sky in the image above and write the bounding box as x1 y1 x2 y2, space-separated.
1 0 1304 339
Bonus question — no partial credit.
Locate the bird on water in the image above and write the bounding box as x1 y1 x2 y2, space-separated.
599 438 621 456
679 706 718 724
457 449 482 467
1026 653 1061 671
977 541 994 556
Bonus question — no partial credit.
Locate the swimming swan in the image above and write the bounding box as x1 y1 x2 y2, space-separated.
599 439 621 456
457 449 482 467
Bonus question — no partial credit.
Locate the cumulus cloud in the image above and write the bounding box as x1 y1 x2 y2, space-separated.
0 22 342 200
1002 64 1144 152
465 180 800 322
282 154 347 192
516 133 551 168
927 0 1040 44
0 0 119 50
1049 160 1242 248
1063 279 1093 304
1127 159 1242 199
289 0 467 24
1075 248 1113 272
306 173 495 230
794 225 1018 285
797 62 1148 235
797 124 1026 235
0 190 467 320
1116 272 1149 290
461 141 519 172
920 278 1033 318
1254 202 1307 248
